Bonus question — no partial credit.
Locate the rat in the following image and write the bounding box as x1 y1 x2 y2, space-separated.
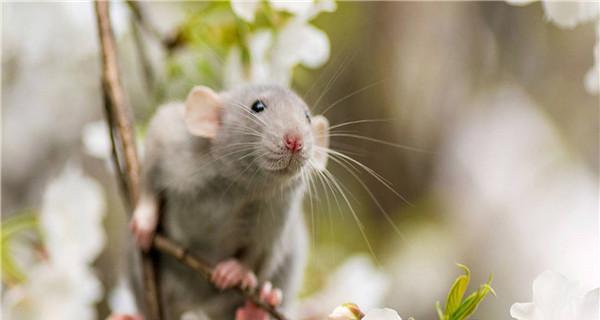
127 84 330 320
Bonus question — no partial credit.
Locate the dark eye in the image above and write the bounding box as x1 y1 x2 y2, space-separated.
251 100 267 113
305 111 311 123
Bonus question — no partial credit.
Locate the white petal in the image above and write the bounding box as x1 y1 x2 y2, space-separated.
273 20 330 69
577 288 599 320
82 120 112 160
231 0 260 22
542 1 599 29
505 0 536 7
40 165 106 266
248 30 274 84
328 305 360 320
269 0 314 17
363 308 402 320
510 302 537 320
223 45 247 89
531 271 572 316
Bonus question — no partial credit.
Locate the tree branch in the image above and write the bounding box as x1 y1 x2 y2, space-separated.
153 235 290 320
94 2 162 320
95 2 291 320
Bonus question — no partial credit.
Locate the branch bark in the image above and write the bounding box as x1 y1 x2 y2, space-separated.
94 2 162 320
95 2 291 320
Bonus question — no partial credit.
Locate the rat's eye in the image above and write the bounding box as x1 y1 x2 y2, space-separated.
305 111 311 123
251 100 267 113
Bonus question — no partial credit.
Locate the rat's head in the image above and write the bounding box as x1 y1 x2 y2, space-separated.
183 85 329 186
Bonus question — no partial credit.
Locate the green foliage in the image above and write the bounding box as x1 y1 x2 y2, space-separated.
1 212 40 284
436 264 496 320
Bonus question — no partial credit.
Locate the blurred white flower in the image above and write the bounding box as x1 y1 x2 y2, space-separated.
82 120 112 160
506 1 599 95
363 308 402 320
224 20 330 87
231 0 336 22
585 21 599 94
231 0 261 22
3 165 107 320
108 277 138 315
328 303 364 320
3 263 103 320
225 0 334 88
300 255 389 320
541 1 598 29
510 271 599 320
40 165 106 267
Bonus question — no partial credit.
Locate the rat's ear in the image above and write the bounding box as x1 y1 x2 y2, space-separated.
311 115 329 171
184 86 222 138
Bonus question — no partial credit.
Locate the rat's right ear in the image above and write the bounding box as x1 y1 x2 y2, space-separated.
184 86 222 138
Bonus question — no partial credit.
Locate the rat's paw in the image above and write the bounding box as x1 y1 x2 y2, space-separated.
259 282 282 307
211 259 257 290
235 301 269 320
129 217 155 251
234 282 283 320
106 314 144 320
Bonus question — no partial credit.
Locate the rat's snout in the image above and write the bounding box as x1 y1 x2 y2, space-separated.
283 132 303 153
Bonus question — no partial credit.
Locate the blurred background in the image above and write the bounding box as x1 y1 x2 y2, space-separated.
2 1 598 319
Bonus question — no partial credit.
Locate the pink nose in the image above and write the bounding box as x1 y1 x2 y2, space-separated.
284 133 303 153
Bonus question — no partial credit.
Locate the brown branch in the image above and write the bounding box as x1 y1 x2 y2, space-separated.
94 2 162 320
126 1 185 52
153 235 290 320
95 2 292 320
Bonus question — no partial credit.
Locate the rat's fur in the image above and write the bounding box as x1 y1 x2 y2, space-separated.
132 85 324 320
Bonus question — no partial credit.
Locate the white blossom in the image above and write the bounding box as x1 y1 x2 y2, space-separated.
231 0 261 23
541 1 599 29
510 271 599 320
40 165 106 267
328 303 364 320
585 21 599 94
3 263 103 320
82 120 112 160
300 255 389 319
363 308 403 320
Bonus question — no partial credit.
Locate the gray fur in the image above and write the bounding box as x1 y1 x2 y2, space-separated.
133 85 314 320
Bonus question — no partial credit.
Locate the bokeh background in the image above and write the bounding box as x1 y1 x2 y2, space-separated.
2 1 598 319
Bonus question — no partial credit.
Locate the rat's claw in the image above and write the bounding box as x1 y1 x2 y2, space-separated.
259 282 282 306
240 272 257 290
212 259 255 290
129 219 154 251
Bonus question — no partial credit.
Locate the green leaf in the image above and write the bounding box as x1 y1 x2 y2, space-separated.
1 212 39 284
445 264 471 315
450 275 495 320
436 301 447 320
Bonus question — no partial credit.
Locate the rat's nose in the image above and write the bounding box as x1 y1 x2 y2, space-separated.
284 133 303 153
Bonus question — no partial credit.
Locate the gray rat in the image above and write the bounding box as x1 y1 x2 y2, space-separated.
128 85 330 320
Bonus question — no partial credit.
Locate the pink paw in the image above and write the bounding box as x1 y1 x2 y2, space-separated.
235 282 282 320
129 217 155 251
211 259 257 290
107 314 144 320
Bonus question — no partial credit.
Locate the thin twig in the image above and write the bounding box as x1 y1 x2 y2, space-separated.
94 2 162 320
126 1 185 52
153 235 290 320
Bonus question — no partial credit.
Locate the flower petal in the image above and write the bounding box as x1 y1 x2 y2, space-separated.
542 1 599 29
363 308 402 320
269 0 314 17
231 0 260 22
273 20 330 69
577 288 599 320
510 302 537 320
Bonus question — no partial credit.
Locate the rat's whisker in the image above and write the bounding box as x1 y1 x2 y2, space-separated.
313 52 355 113
327 133 431 154
326 155 406 241
321 79 385 115
328 118 392 131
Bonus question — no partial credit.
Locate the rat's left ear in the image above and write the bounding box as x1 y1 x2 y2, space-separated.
311 115 329 171
184 86 222 138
